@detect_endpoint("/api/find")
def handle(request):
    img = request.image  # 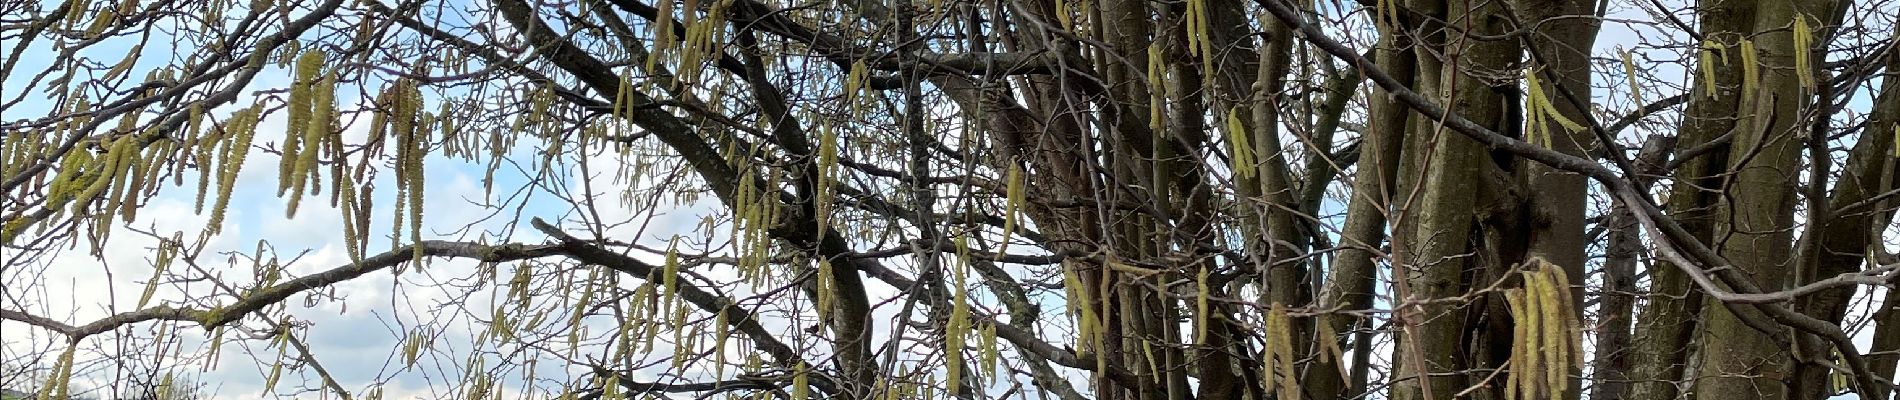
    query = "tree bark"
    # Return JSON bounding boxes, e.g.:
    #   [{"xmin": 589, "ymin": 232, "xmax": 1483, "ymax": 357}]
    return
[
  {"xmin": 1392, "ymin": 0, "xmax": 1518, "ymax": 398},
  {"xmin": 1694, "ymin": 1, "xmax": 1840, "ymax": 398},
  {"xmin": 1626, "ymin": 1, "xmax": 1755, "ymax": 398}
]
